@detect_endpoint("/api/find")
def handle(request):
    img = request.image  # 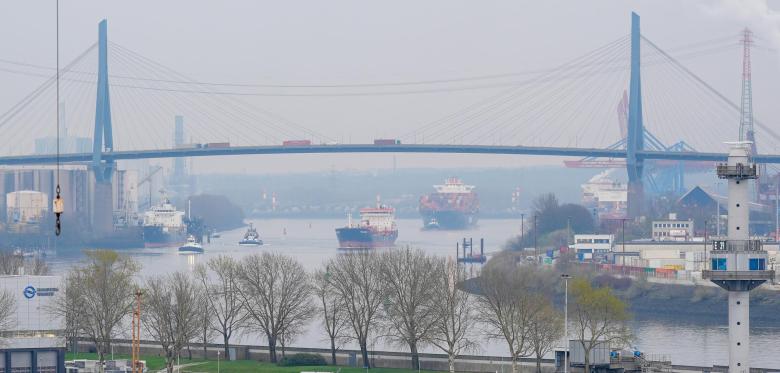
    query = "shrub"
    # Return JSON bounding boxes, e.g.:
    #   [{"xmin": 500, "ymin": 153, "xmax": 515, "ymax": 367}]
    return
[{"xmin": 278, "ymin": 353, "xmax": 327, "ymax": 366}]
